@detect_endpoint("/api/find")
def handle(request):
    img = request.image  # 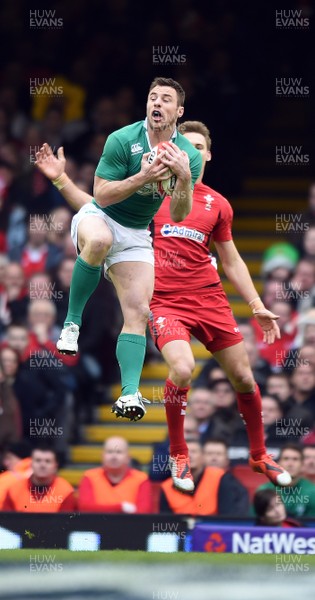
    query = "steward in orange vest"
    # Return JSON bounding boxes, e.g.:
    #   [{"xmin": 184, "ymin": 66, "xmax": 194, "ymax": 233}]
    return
[
  {"xmin": 161, "ymin": 465, "xmax": 225, "ymax": 515},
  {"xmin": 2, "ymin": 446, "xmax": 75, "ymax": 512},
  {"xmin": 78, "ymin": 436, "xmax": 152, "ymax": 513},
  {"xmin": 3, "ymin": 474, "xmax": 75, "ymax": 512}
]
